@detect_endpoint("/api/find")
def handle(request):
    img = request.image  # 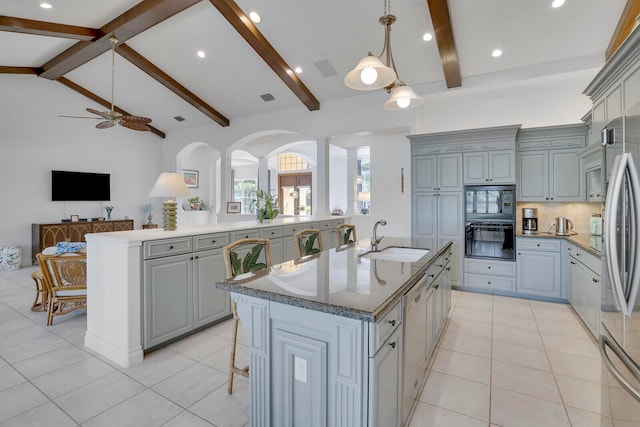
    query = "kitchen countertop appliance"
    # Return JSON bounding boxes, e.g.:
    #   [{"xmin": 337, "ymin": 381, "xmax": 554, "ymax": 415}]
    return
[
  {"xmin": 600, "ymin": 101, "xmax": 640, "ymax": 422},
  {"xmin": 522, "ymin": 208, "xmax": 538, "ymax": 235},
  {"xmin": 555, "ymin": 217, "xmax": 574, "ymax": 236}
]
